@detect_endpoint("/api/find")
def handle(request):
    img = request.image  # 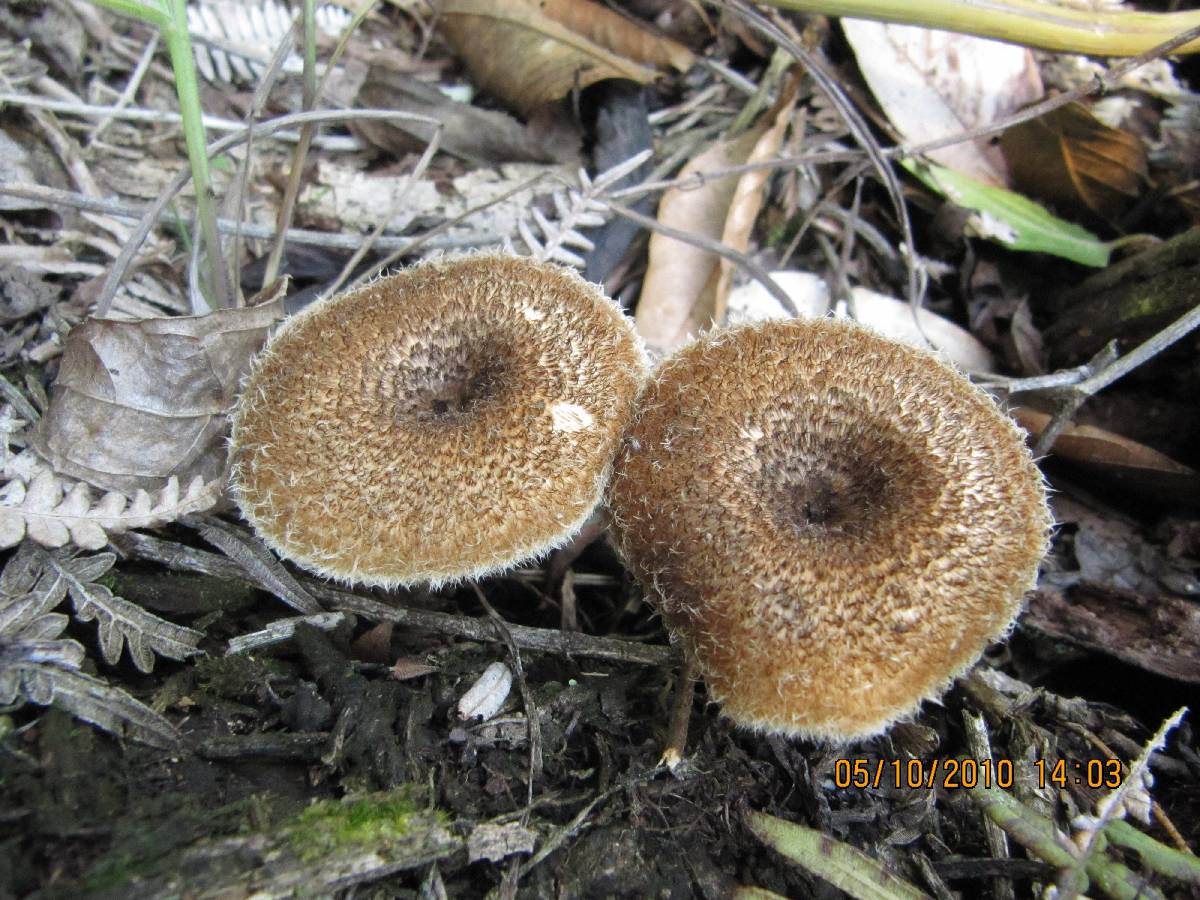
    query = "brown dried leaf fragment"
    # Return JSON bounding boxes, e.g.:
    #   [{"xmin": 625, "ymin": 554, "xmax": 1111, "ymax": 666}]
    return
[
  {"xmin": 1014, "ymin": 407, "xmax": 1200, "ymax": 505},
  {"xmin": 435, "ymin": 0, "xmax": 690, "ymax": 116},
  {"xmin": 31, "ymin": 299, "xmax": 283, "ymax": 496},
  {"xmin": 388, "ymin": 657, "xmax": 438, "ymax": 682},
  {"xmin": 1001, "ymin": 102, "xmax": 1149, "ymax": 221},
  {"xmin": 636, "ymin": 81, "xmax": 798, "ymax": 356}
]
